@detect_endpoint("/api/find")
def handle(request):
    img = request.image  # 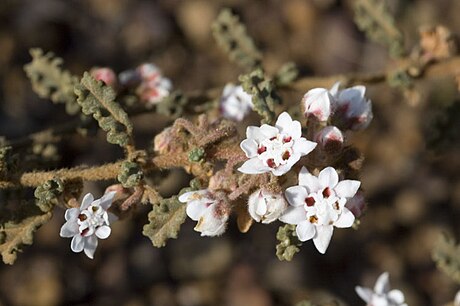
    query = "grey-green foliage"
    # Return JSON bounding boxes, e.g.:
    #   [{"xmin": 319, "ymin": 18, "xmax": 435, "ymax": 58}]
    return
[
  {"xmin": 276, "ymin": 224, "xmax": 302, "ymax": 261},
  {"xmin": 24, "ymin": 48, "xmax": 80, "ymax": 114},
  {"xmin": 143, "ymin": 194, "xmax": 187, "ymax": 247},
  {"xmin": 239, "ymin": 68, "xmax": 280, "ymax": 124},
  {"xmin": 432, "ymin": 233, "xmax": 460, "ymax": 284},
  {"xmin": 0, "ymin": 209, "xmax": 52, "ymax": 265},
  {"xmin": 353, "ymin": 0, "xmax": 404, "ymax": 58},
  {"xmin": 75, "ymin": 72, "xmax": 133, "ymax": 147},
  {"xmin": 212, "ymin": 8, "xmax": 262, "ymax": 70},
  {"xmin": 156, "ymin": 91, "xmax": 188, "ymax": 119},
  {"xmin": 274, "ymin": 62, "xmax": 299, "ymax": 87},
  {"xmin": 0, "ymin": 146, "xmax": 15, "ymax": 179},
  {"xmin": 34, "ymin": 179, "xmax": 64, "ymax": 212},
  {"xmin": 188, "ymin": 147, "xmax": 205, "ymax": 162},
  {"xmin": 117, "ymin": 161, "xmax": 143, "ymax": 188}
]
